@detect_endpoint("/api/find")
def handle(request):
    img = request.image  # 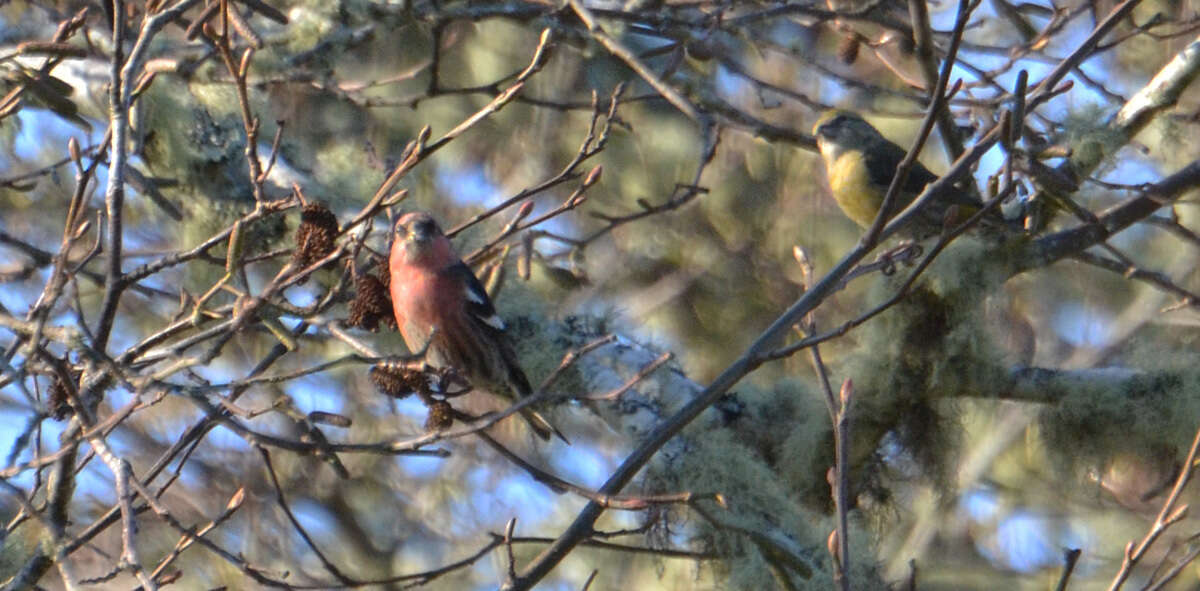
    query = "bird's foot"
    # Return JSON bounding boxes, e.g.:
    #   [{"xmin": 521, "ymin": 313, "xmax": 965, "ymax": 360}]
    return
[
  {"xmin": 433, "ymin": 366, "xmax": 473, "ymax": 397},
  {"xmin": 876, "ymin": 242, "xmax": 923, "ymax": 275}
]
